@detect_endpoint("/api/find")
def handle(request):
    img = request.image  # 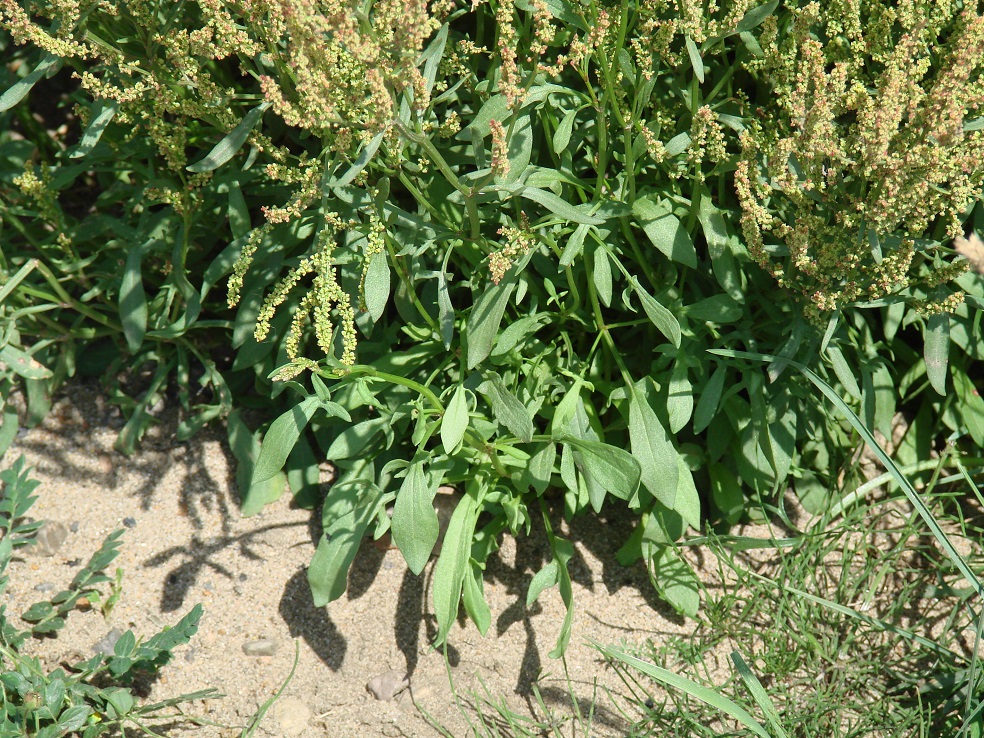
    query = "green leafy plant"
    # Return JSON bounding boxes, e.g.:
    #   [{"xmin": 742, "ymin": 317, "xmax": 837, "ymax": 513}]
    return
[
  {"xmin": 1, "ymin": 0, "xmax": 982, "ymax": 656},
  {"xmin": 0, "ymin": 456, "xmax": 218, "ymax": 737}
]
